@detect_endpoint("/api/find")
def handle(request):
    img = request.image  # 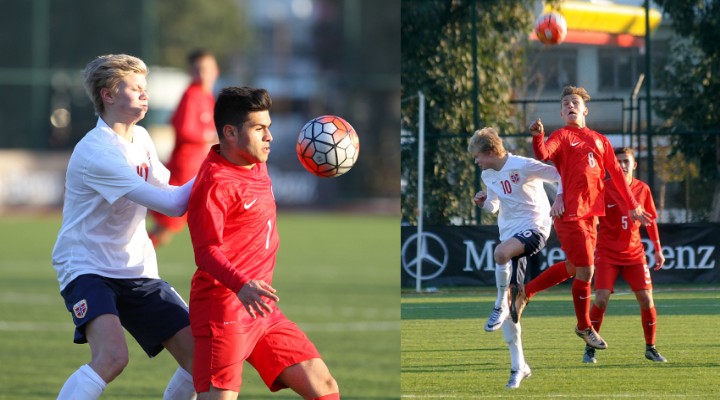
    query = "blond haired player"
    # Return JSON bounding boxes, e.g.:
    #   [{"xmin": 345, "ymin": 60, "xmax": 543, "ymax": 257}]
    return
[
  {"xmin": 53, "ymin": 54, "xmax": 196, "ymax": 399},
  {"xmin": 468, "ymin": 127, "xmax": 563, "ymax": 388}
]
